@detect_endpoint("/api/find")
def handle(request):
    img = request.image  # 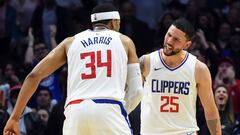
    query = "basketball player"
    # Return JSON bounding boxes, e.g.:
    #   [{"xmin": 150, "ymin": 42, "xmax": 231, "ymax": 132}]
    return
[
  {"xmin": 3, "ymin": 4, "xmax": 143, "ymax": 135},
  {"xmin": 140, "ymin": 18, "xmax": 221, "ymax": 135}
]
